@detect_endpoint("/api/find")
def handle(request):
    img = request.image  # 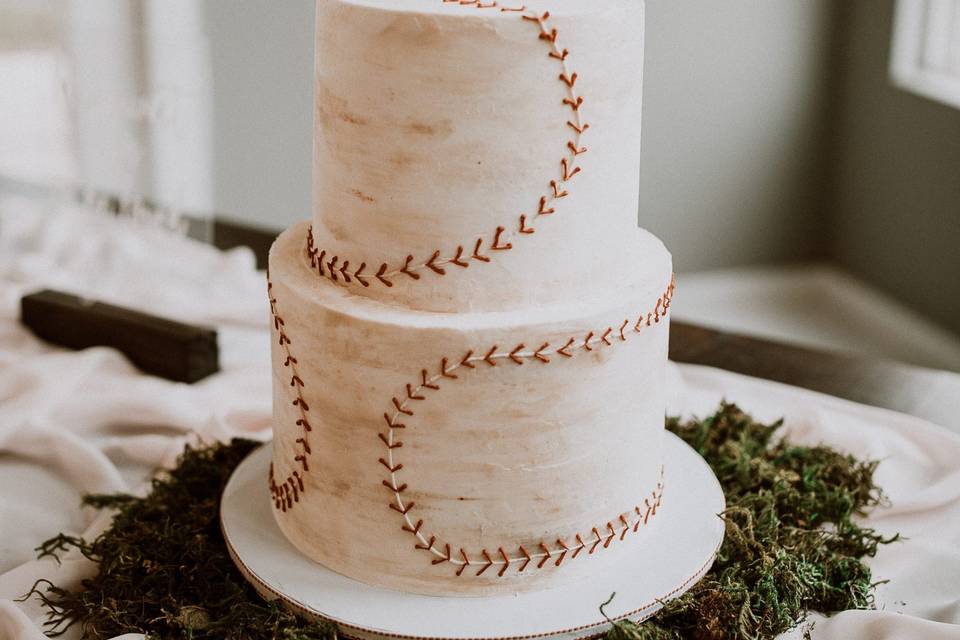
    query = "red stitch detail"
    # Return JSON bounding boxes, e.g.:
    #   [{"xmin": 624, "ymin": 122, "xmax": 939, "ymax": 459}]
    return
[
  {"xmin": 393, "ymin": 397, "xmax": 413, "ymax": 416},
  {"xmin": 451, "ymin": 246, "xmax": 470, "ymax": 268},
  {"xmin": 327, "ymin": 256, "xmax": 339, "ymax": 282},
  {"xmin": 461, "ymin": 351, "xmax": 476, "ymax": 368},
  {"xmin": 509, "ymin": 344, "xmax": 526, "ymax": 365},
  {"xmin": 416, "ymin": 535, "xmax": 435, "ymax": 551},
  {"xmin": 421, "ymin": 369, "xmax": 440, "ymax": 390},
  {"xmin": 406, "ymin": 384, "xmax": 425, "ymax": 401},
  {"xmin": 379, "ymin": 432, "xmax": 403, "ymax": 449},
  {"xmin": 498, "ymin": 547, "xmax": 511, "ymax": 577},
  {"xmin": 572, "ymin": 534, "xmax": 586, "ymax": 559},
  {"xmin": 534, "ymin": 343, "xmax": 551, "ymax": 363},
  {"xmin": 296, "ymin": 418, "xmax": 311, "ymax": 432},
  {"xmin": 383, "ymin": 480, "xmax": 408, "ymax": 493},
  {"xmin": 296, "ymin": 437, "xmax": 311, "ymax": 455},
  {"xmin": 583, "ymin": 332, "xmax": 594, "ymax": 351},
  {"xmin": 539, "ymin": 28, "xmax": 558, "ymax": 43},
  {"xmin": 291, "ymin": 375, "xmax": 304, "ymax": 388},
  {"xmin": 441, "ymin": 358, "xmax": 459, "ymax": 379},
  {"xmin": 354, "ymin": 262, "xmax": 369, "ymax": 287},
  {"xmin": 560, "ymin": 72, "xmax": 578, "ymax": 88},
  {"xmin": 317, "ymin": 251, "xmax": 326, "ymax": 276},
  {"xmin": 519, "ymin": 214, "xmax": 535, "ymax": 234},
  {"xmin": 457, "ymin": 549, "xmax": 469, "ymax": 577},
  {"xmin": 403, "ymin": 519, "xmax": 424, "ymax": 535},
  {"xmin": 483, "ymin": 346, "xmax": 499, "ymax": 366},
  {"xmin": 384, "ymin": 412, "xmax": 406, "ymax": 430},
  {"xmin": 601, "ymin": 328, "xmax": 613, "ymax": 346},
  {"xmin": 432, "ymin": 544, "xmax": 452, "ymax": 565},
  {"xmin": 477, "ymin": 549, "xmax": 494, "ymax": 576},
  {"xmin": 555, "ymin": 538, "xmax": 569, "ymax": 566},
  {"xmin": 538, "ymin": 196, "xmax": 555, "ymax": 216},
  {"xmin": 558, "ymin": 338, "xmax": 576, "ymax": 357},
  {"xmin": 295, "ymin": 455, "xmax": 309, "ymax": 472},
  {"xmin": 589, "ymin": 528, "xmax": 603, "ymax": 554},
  {"xmin": 561, "ymin": 157, "xmax": 581, "ymax": 181},
  {"xmin": 472, "ymin": 238, "xmax": 491, "ymax": 262},
  {"xmin": 401, "ymin": 255, "xmax": 421, "ymax": 280},
  {"xmin": 492, "ymin": 226, "xmax": 513, "ymax": 250},
  {"xmin": 619, "ymin": 320, "xmax": 629, "ymax": 341},
  {"xmin": 293, "ymin": 397, "xmax": 309, "ymax": 411},
  {"xmin": 549, "ymin": 48, "xmax": 569, "ymax": 61},
  {"xmin": 426, "ymin": 251, "xmax": 446, "ymax": 275},
  {"xmin": 537, "ymin": 542, "xmax": 552, "ymax": 569},
  {"xmin": 376, "ymin": 263, "xmax": 393, "ymax": 287},
  {"xmin": 341, "ymin": 260, "xmax": 354, "ymax": 283},
  {"xmin": 566, "ymin": 121, "xmax": 590, "ymax": 135},
  {"xmin": 390, "ymin": 501, "xmax": 415, "ymax": 516},
  {"xmin": 567, "ymin": 140, "xmax": 588, "ymax": 155},
  {"xmin": 604, "ymin": 522, "xmax": 617, "ymax": 548},
  {"xmin": 550, "ymin": 180, "xmax": 569, "ymax": 199},
  {"xmin": 518, "ymin": 546, "xmax": 532, "ymax": 572},
  {"xmin": 379, "ymin": 458, "xmax": 403, "ymax": 473},
  {"xmin": 563, "ymin": 96, "xmax": 584, "ymax": 111},
  {"xmin": 620, "ymin": 515, "xmax": 630, "ymax": 540}
]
